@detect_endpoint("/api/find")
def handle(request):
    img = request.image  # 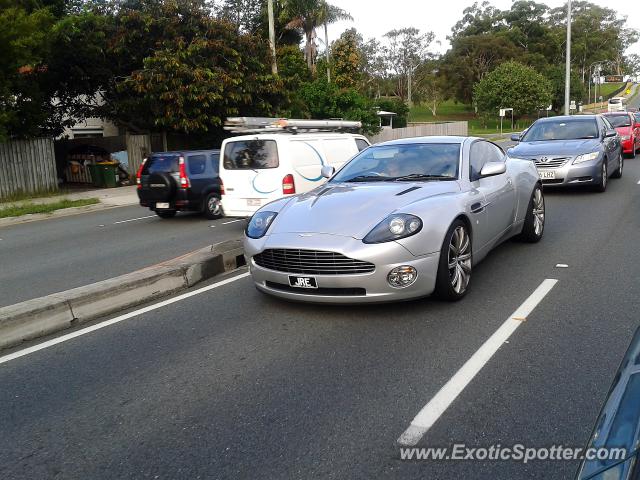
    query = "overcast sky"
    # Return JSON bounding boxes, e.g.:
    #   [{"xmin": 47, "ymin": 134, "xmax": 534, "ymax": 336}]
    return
[{"xmin": 326, "ymin": 0, "xmax": 640, "ymax": 55}]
